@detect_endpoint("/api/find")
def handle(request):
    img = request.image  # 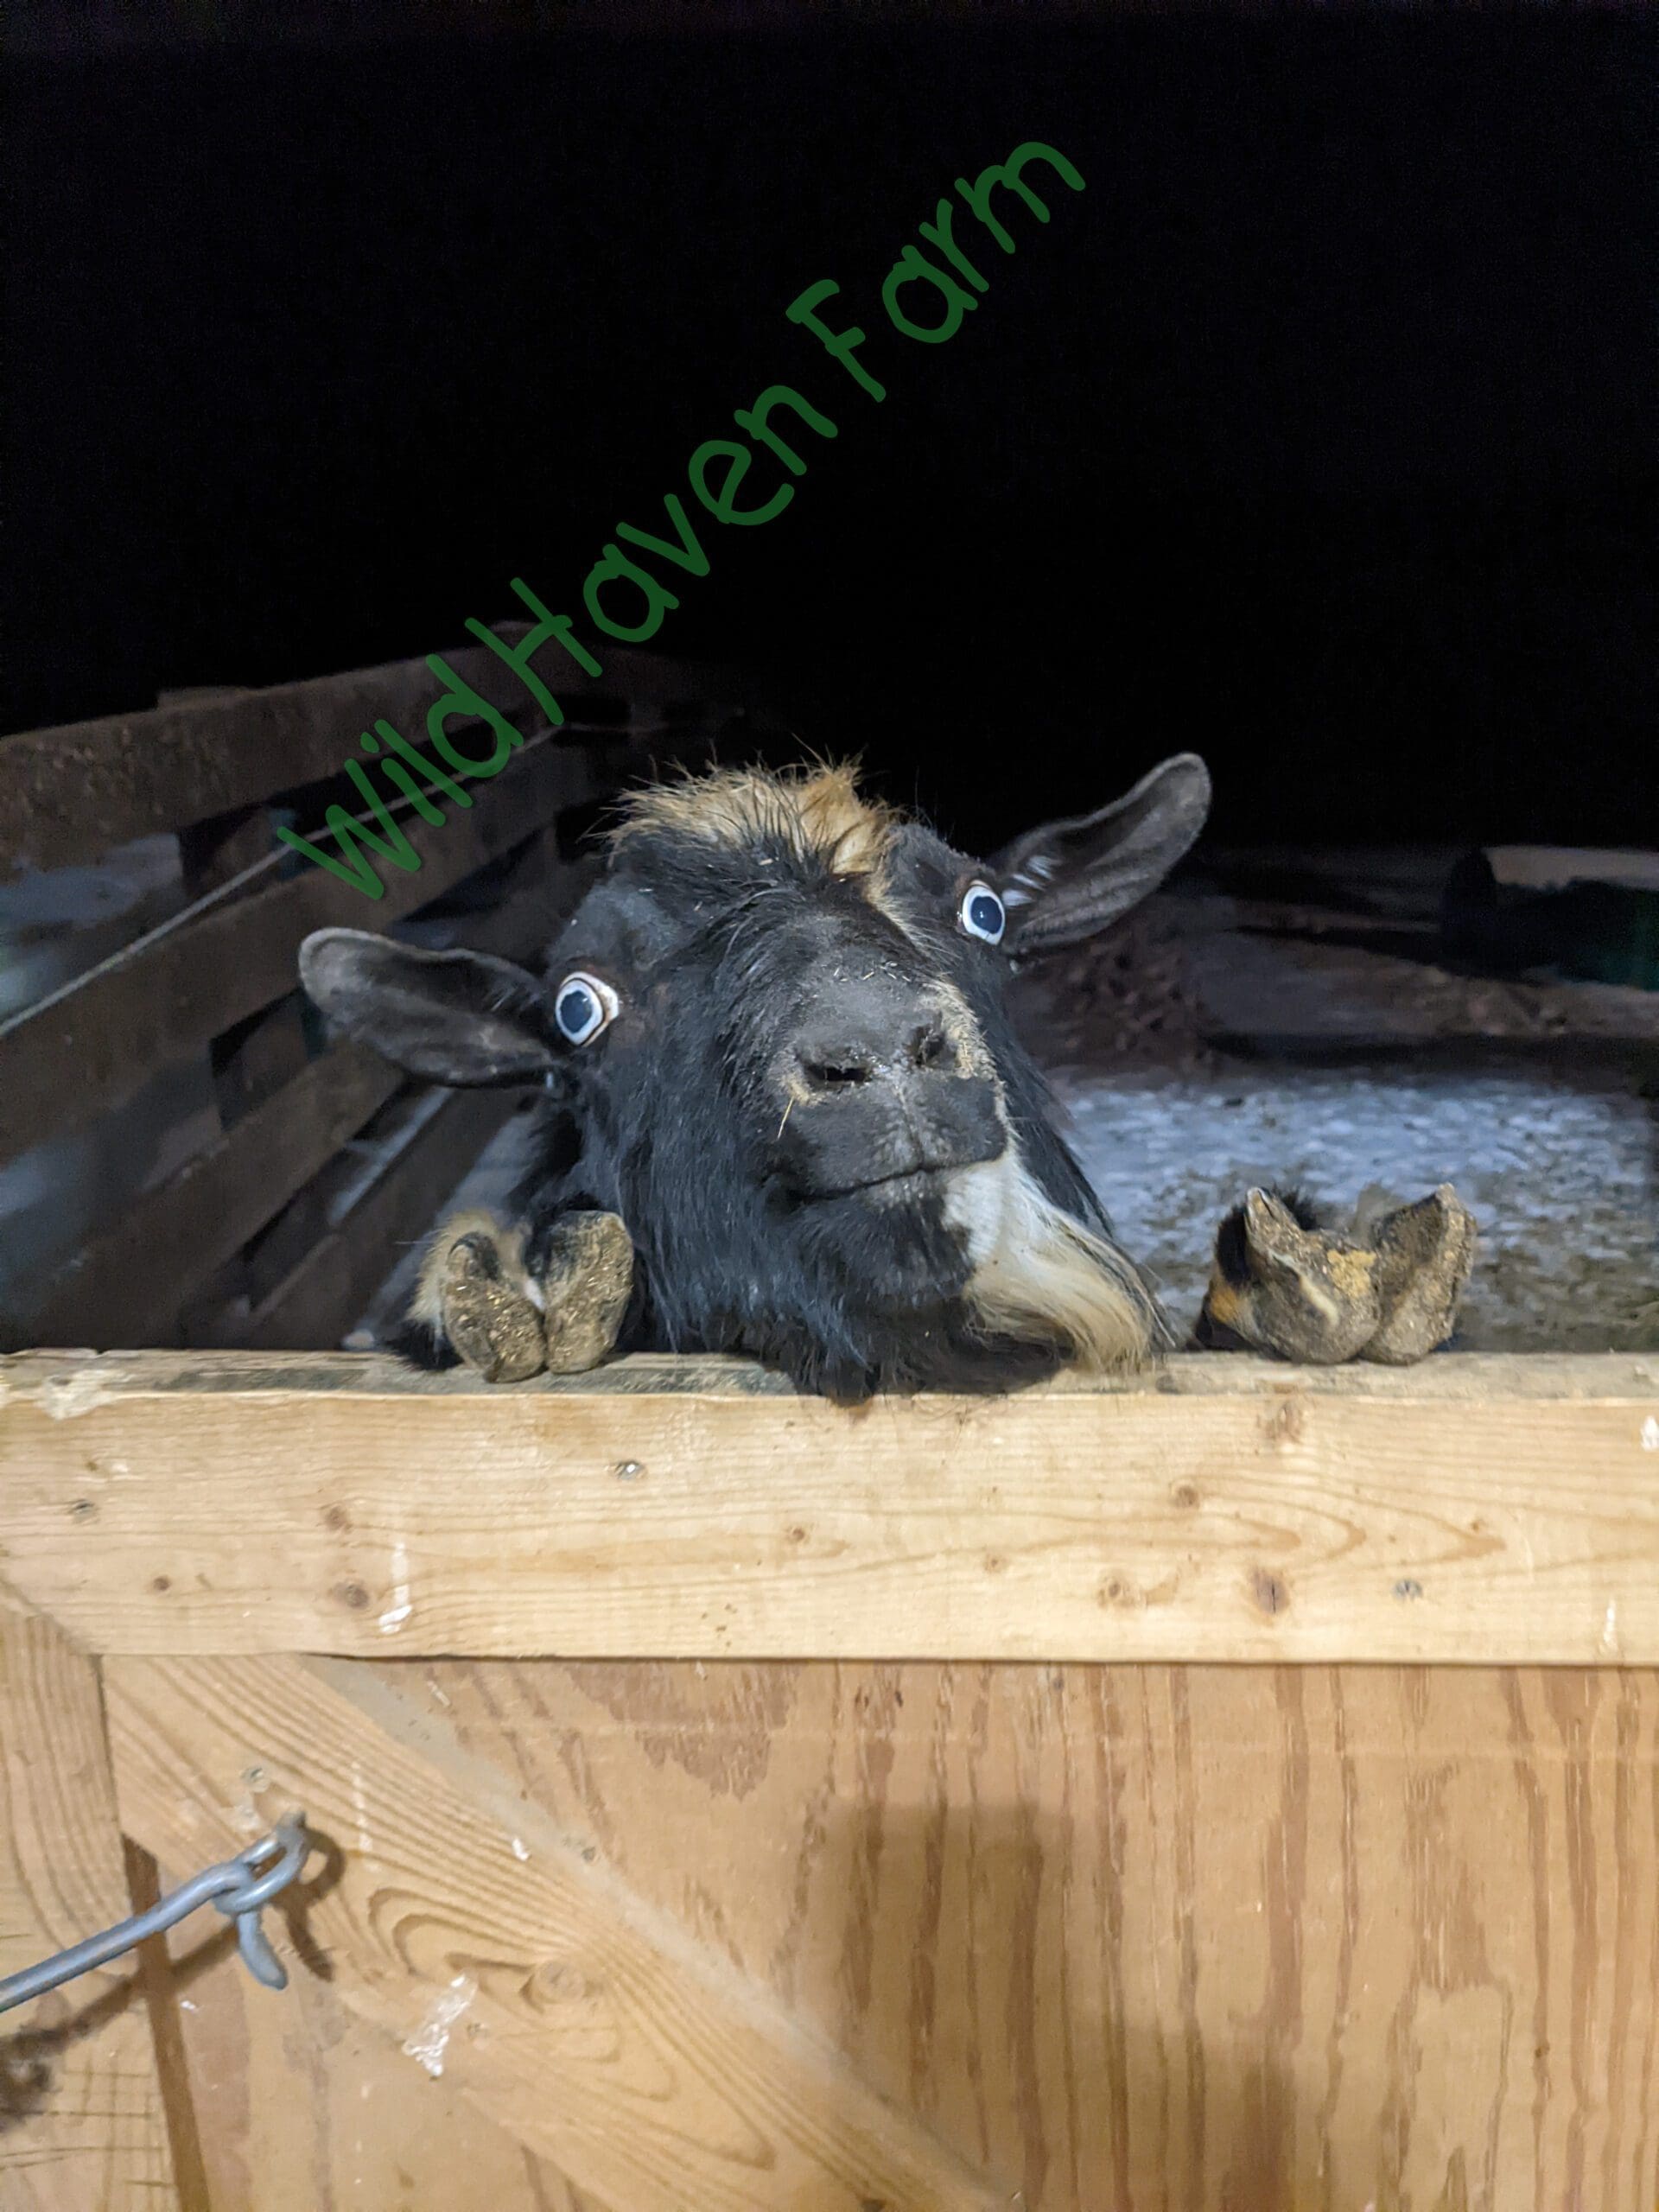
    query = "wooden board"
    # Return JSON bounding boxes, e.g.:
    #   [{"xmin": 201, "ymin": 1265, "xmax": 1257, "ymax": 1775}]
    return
[
  {"xmin": 3, "ymin": 1351, "xmax": 1657, "ymax": 1664},
  {"xmin": 237, "ymin": 1087, "xmax": 520, "ymax": 1353},
  {"xmin": 19, "ymin": 1043, "xmax": 404, "ymax": 1350},
  {"xmin": 0, "ymin": 636, "xmax": 766, "ymax": 879},
  {"xmin": 0, "ymin": 1604, "xmax": 177, "ymax": 2209},
  {"xmin": 107, "ymin": 1654, "xmax": 1008, "ymax": 2212},
  {"xmin": 137, "ymin": 1849, "xmax": 589, "ymax": 2212},
  {"xmin": 103, "ymin": 1651, "xmax": 1659, "ymax": 2212},
  {"xmin": 0, "ymin": 740, "xmax": 600, "ymax": 1170}
]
